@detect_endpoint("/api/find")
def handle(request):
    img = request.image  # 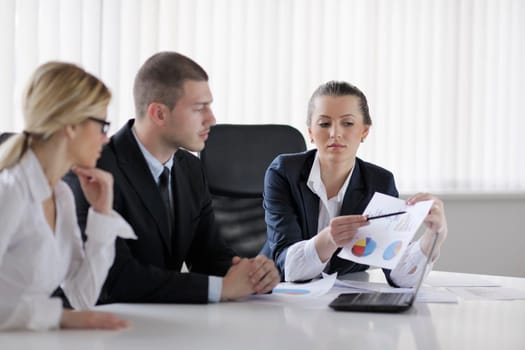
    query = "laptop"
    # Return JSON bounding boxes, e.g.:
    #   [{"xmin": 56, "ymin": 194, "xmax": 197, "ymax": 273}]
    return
[{"xmin": 329, "ymin": 232, "xmax": 439, "ymax": 313}]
